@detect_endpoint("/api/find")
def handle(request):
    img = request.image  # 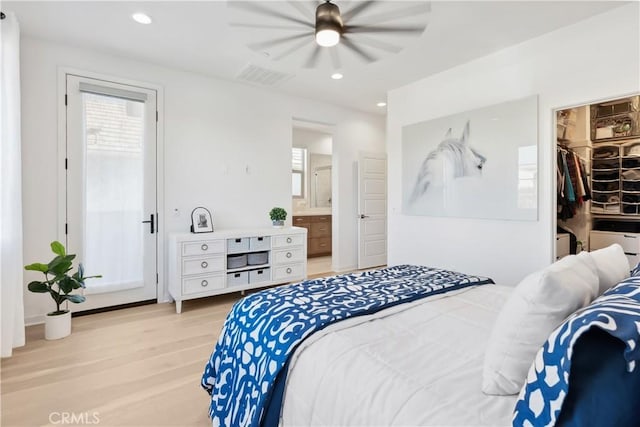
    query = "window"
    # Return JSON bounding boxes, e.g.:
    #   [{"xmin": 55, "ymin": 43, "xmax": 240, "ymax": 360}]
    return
[{"xmin": 292, "ymin": 147, "xmax": 306, "ymax": 198}]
